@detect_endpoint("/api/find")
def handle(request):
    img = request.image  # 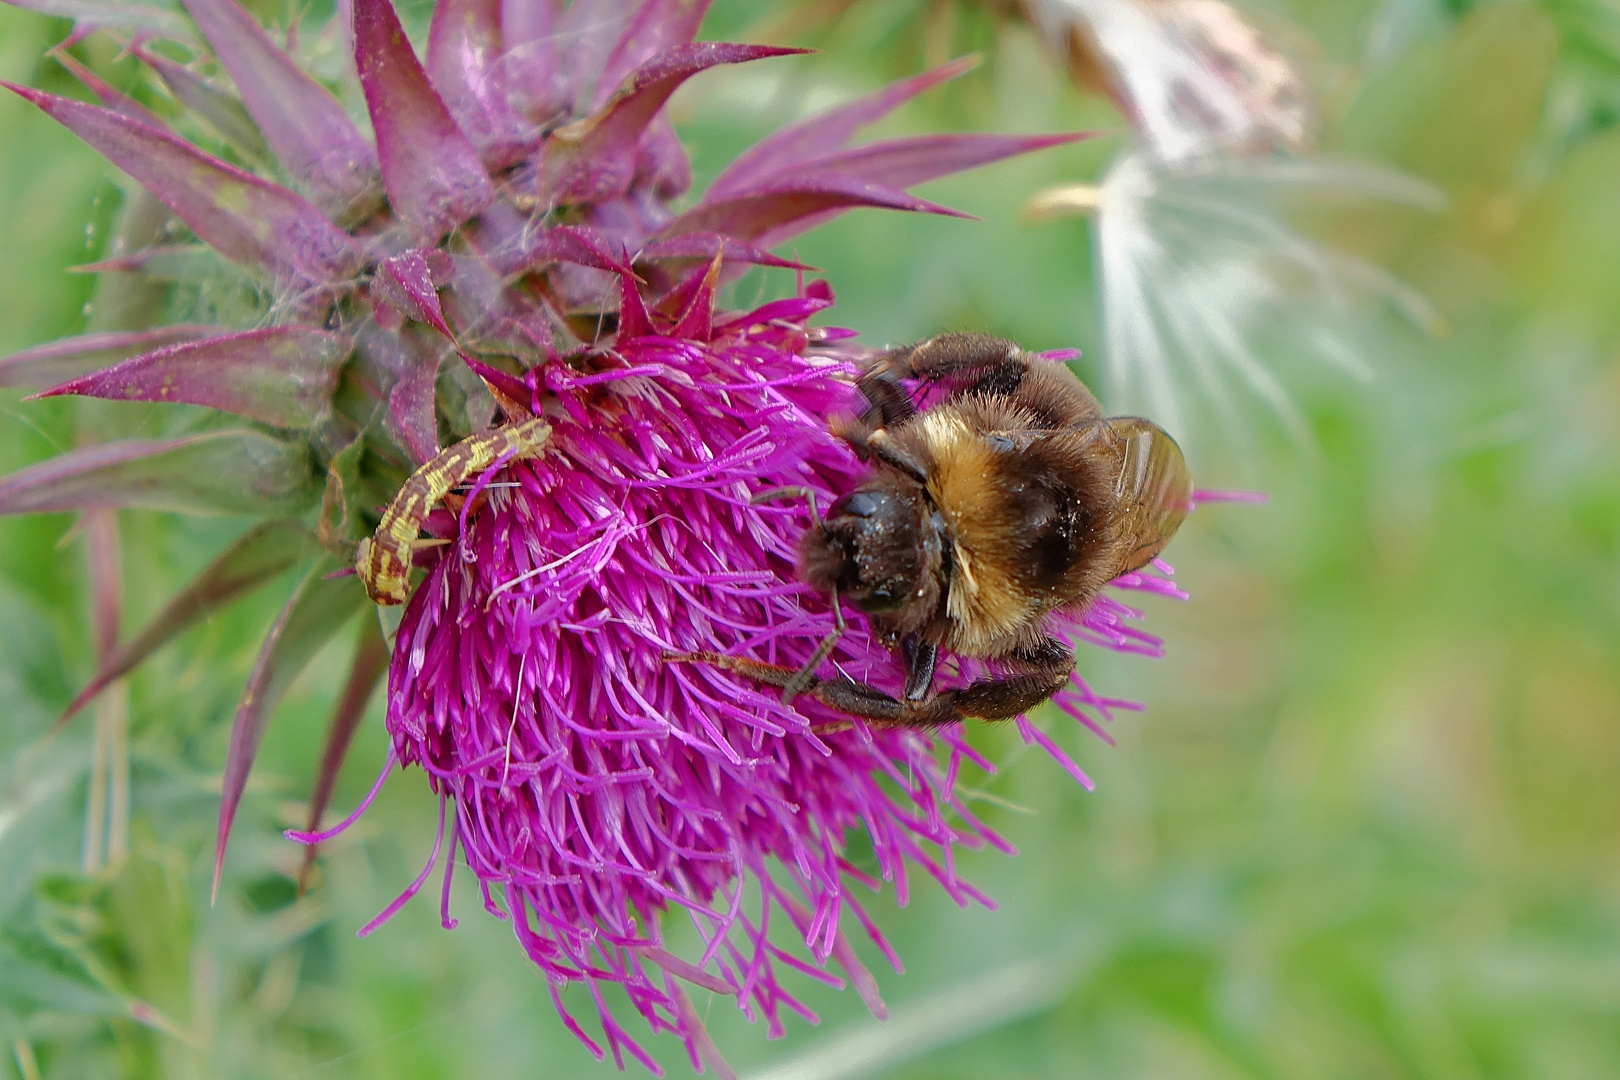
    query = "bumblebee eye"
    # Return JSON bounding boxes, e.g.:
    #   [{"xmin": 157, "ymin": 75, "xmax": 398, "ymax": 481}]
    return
[
  {"xmin": 863, "ymin": 585, "xmax": 901, "ymax": 612},
  {"xmin": 830, "ymin": 492, "xmax": 880, "ymax": 518}
]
